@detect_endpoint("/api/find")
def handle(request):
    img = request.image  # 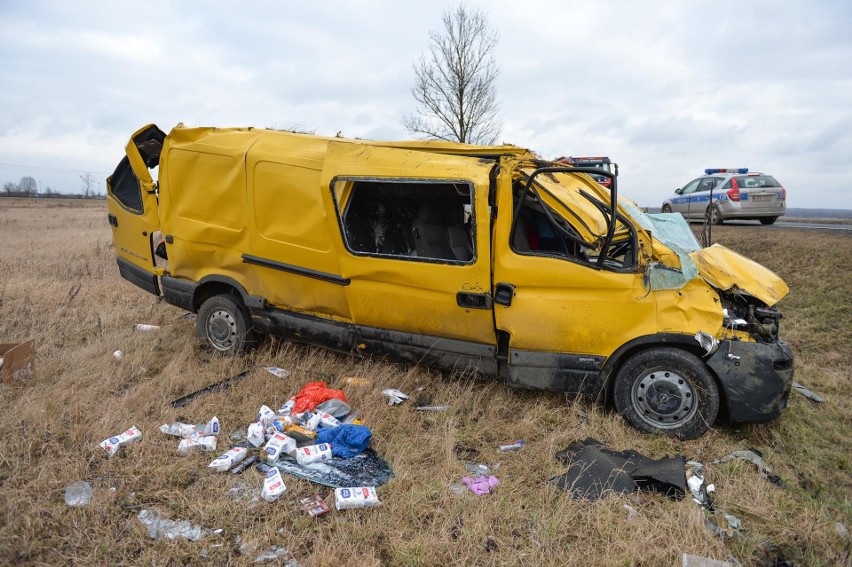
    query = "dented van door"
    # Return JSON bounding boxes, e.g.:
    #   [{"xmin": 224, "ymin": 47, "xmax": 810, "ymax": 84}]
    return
[
  {"xmin": 106, "ymin": 124, "xmax": 165, "ymax": 295},
  {"xmin": 322, "ymin": 141, "xmax": 498, "ymax": 373}
]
